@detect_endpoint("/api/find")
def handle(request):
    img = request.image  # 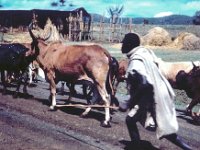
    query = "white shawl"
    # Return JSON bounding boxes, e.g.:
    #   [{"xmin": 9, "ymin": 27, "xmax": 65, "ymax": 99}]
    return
[{"xmin": 126, "ymin": 46, "xmax": 178, "ymax": 139}]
